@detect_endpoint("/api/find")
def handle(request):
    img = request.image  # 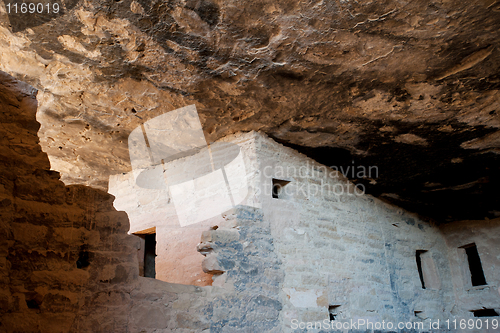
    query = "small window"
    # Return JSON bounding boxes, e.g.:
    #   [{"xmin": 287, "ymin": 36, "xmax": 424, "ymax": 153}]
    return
[
  {"xmin": 26, "ymin": 299, "xmax": 40, "ymax": 309},
  {"xmin": 76, "ymin": 244, "xmax": 90, "ymax": 269},
  {"xmin": 460, "ymin": 243, "xmax": 487, "ymax": 286},
  {"xmin": 416, "ymin": 250, "xmax": 427, "ymax": 289},
  {"xmin": 472, "ymin": 309, "xmax": 499, "ymax": 317},
  {"xmin": 414, "ymin": 310, "xmax": 426, "ymax": 320},
  {"xmin": 328, "ymin": 305, "xmax": 340, "ymax": 321},
  {"xmin": 272, "ymin": 179, "xmax": 290, "ymax": 199}
]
